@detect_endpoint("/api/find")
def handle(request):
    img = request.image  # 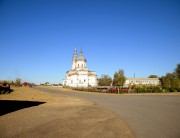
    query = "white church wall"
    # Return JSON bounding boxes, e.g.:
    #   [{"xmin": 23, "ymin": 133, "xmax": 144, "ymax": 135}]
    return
[
  {"xmin": 88, "ymin": 76, "xmax": 97, "ymax": 87},
  {"xmin": 76, "ymin": 60, "xmax": 86, "ymax": 68},
  {"xmin": 77, "ymin": 74, "xmax": 89, "ymax": 87}
]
